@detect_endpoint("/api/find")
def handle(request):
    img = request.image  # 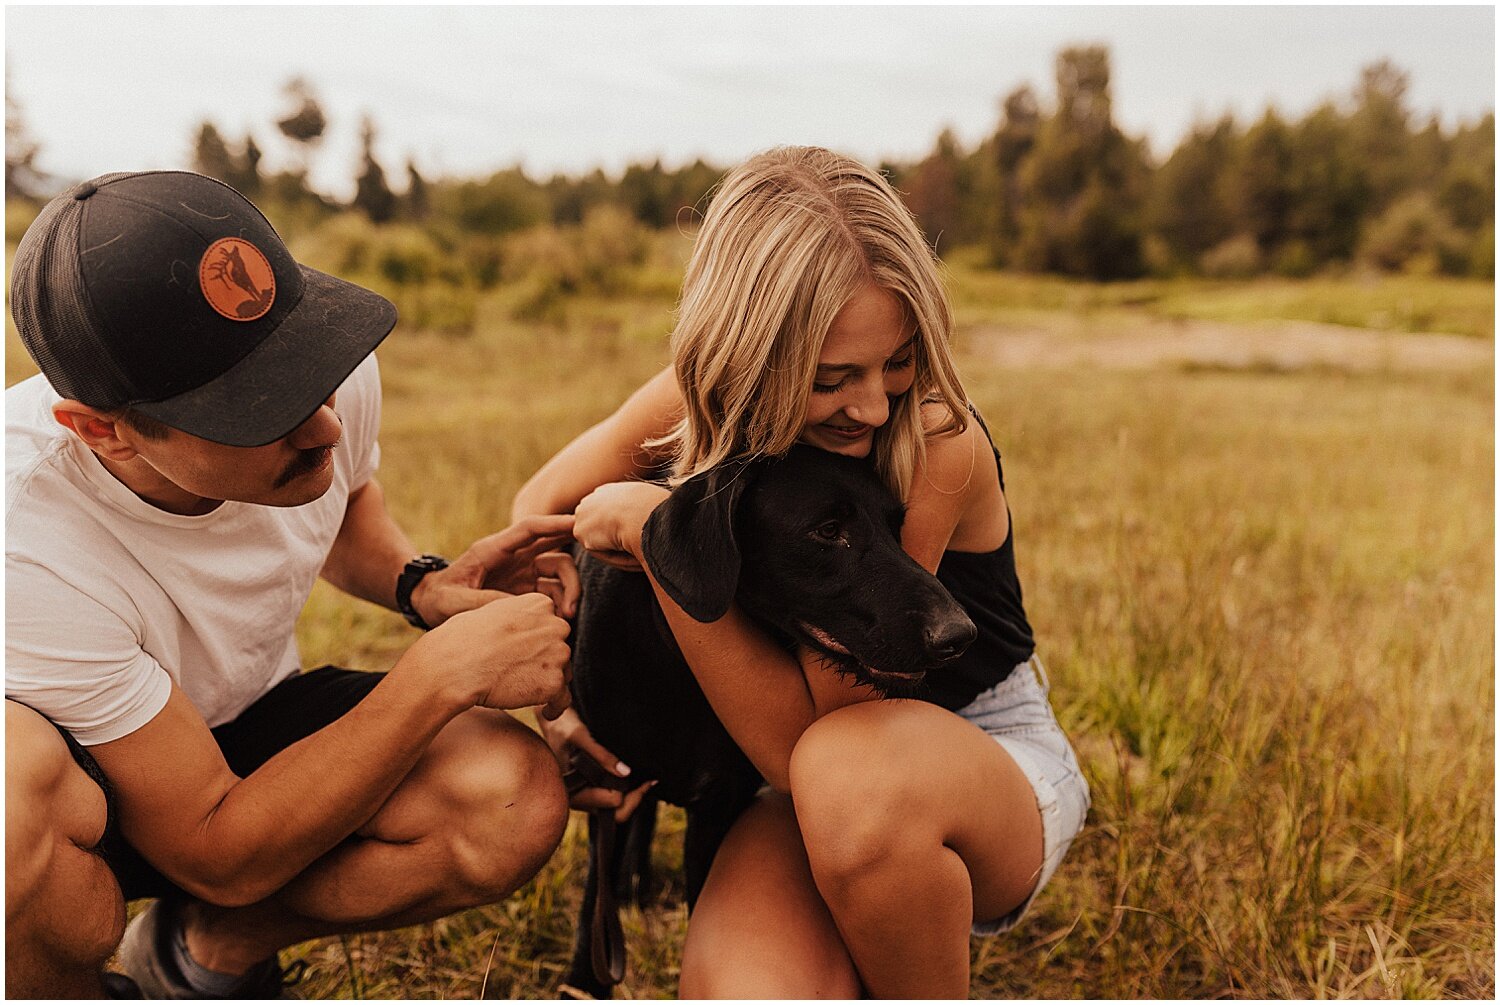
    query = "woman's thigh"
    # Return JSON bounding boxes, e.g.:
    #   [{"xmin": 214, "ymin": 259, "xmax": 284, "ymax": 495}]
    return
[{"xmin": 679, "ymin": 791, "xmax": 861, "ymax": 1000}]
